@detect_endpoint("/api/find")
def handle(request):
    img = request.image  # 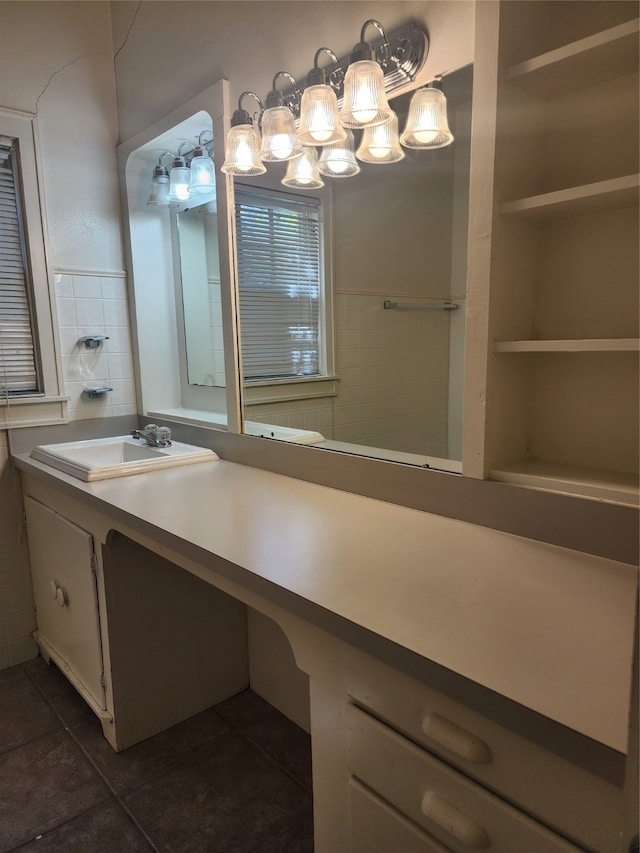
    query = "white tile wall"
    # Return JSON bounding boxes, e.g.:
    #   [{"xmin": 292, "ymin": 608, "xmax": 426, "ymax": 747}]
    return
[
  {"xmin": 54, "ymin": 272, "xmax": 138, "ymax": 420},
  {"xmin": 246, "ymin": 292, "xmax": 451, "ymax": 458}
]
